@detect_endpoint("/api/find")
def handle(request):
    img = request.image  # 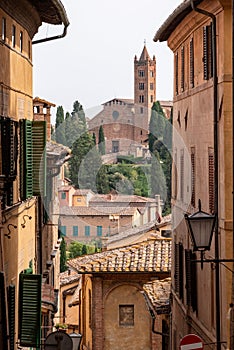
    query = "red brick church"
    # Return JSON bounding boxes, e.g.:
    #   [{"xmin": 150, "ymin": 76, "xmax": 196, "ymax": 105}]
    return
[{"xmin": 88, "ymin": 45, "xmax": 172, "ymax": 155}]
